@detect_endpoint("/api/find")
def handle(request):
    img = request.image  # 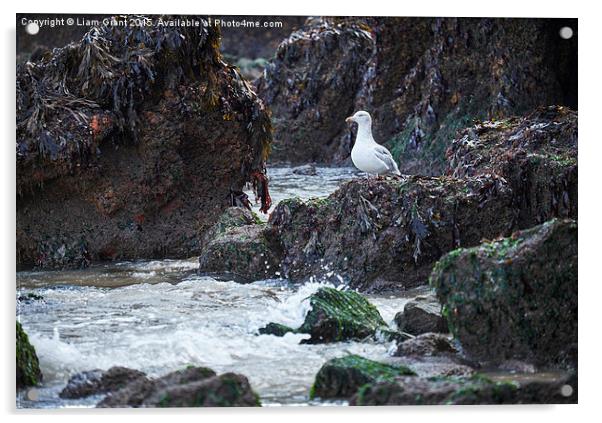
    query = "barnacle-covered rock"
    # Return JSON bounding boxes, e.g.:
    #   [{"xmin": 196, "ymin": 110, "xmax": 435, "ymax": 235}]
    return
[
  {"xmin": 16, "ymin": 16, "xmax": 272, "ymax": 269},
  {"xmin": 351, "ymin": 372, "xmax": 577, "ymax": 405},
  {"xmin": 310, "ymin": 355, "xmax": 415, "ymax": 400},
  {"xmin": 431, "ymin": 219, "xmax": 577, "ymax": 369},
  {"xmin": 270, "ymin": 175, "xmax": 517, "ymax": 291},
  {"xmin": 256, "ymin": 18, "xmax": 375, "ymax": 163},
  {"xmin": 446, "ymin": 106, "xmax": 577, "ymax": 226}
]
